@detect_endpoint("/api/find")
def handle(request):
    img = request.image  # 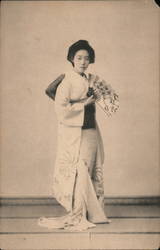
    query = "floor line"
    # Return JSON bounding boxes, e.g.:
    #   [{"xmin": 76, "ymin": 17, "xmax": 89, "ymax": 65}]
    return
[
  {"xmin": 1, "ymin": 216, "xmax": 160, "ymax": 219},
  {"xmin": 1, "ymin": 231, "xmax": 160, "ymax": 235}
]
